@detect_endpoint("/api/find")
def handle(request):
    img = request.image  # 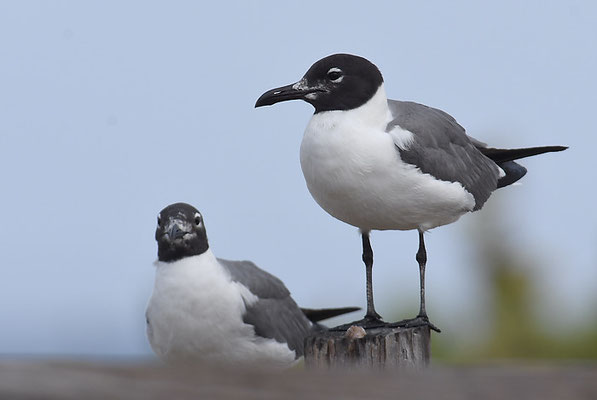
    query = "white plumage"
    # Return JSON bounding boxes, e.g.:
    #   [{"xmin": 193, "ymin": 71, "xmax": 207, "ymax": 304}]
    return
[
  {"xmin": 146, "ymin": 249, "xmax": 297, "ymax": 366},
  {"xmin": 300, "ymin": 85, "xmax": 474, "ymax": 232}
]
